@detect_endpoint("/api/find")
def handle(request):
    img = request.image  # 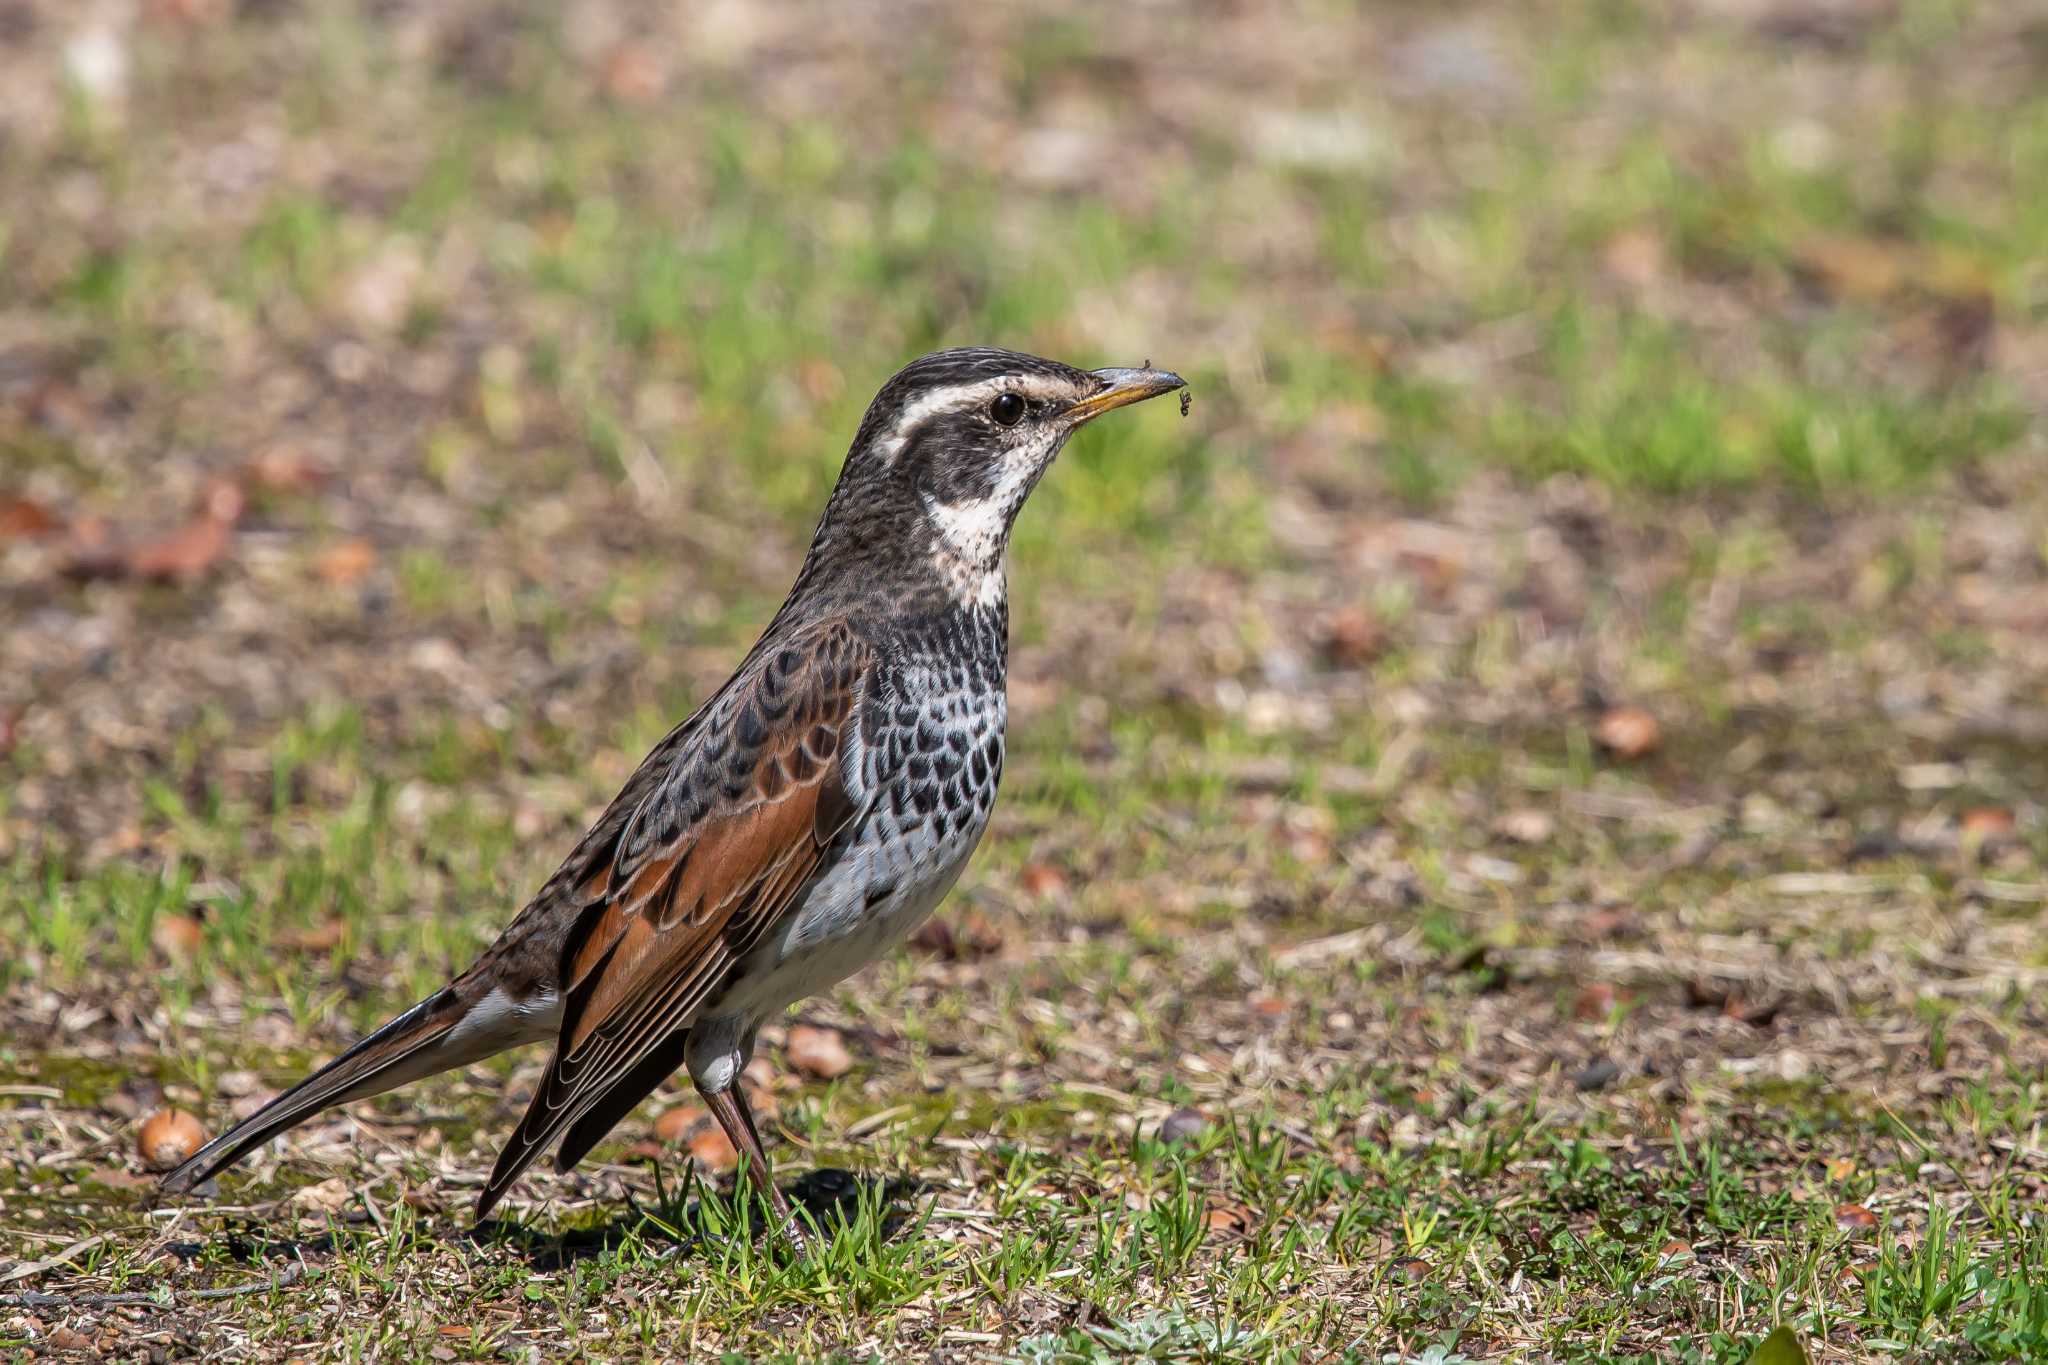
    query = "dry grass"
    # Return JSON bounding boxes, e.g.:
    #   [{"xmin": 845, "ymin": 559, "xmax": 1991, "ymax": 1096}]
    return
[{"xmin": 4, "ymin": 2, "xmax": 2048, "ymax": 1361}]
